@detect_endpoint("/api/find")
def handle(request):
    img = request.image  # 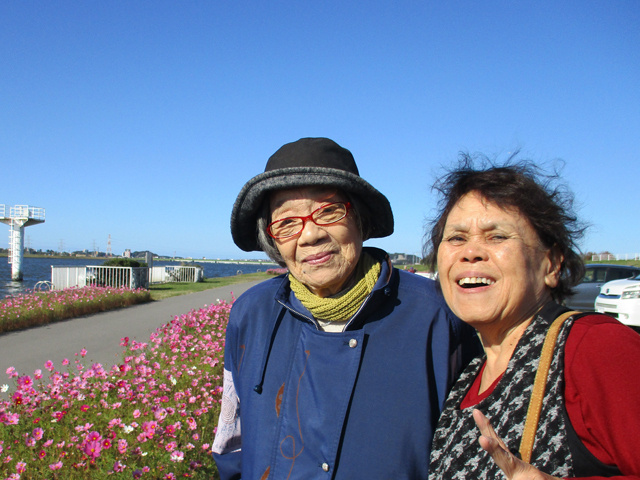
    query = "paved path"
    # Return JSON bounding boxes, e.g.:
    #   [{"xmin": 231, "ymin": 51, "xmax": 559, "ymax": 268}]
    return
[{"xmin": 0, "ymin": 280, "xmax": 263, "ymax": 383}]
